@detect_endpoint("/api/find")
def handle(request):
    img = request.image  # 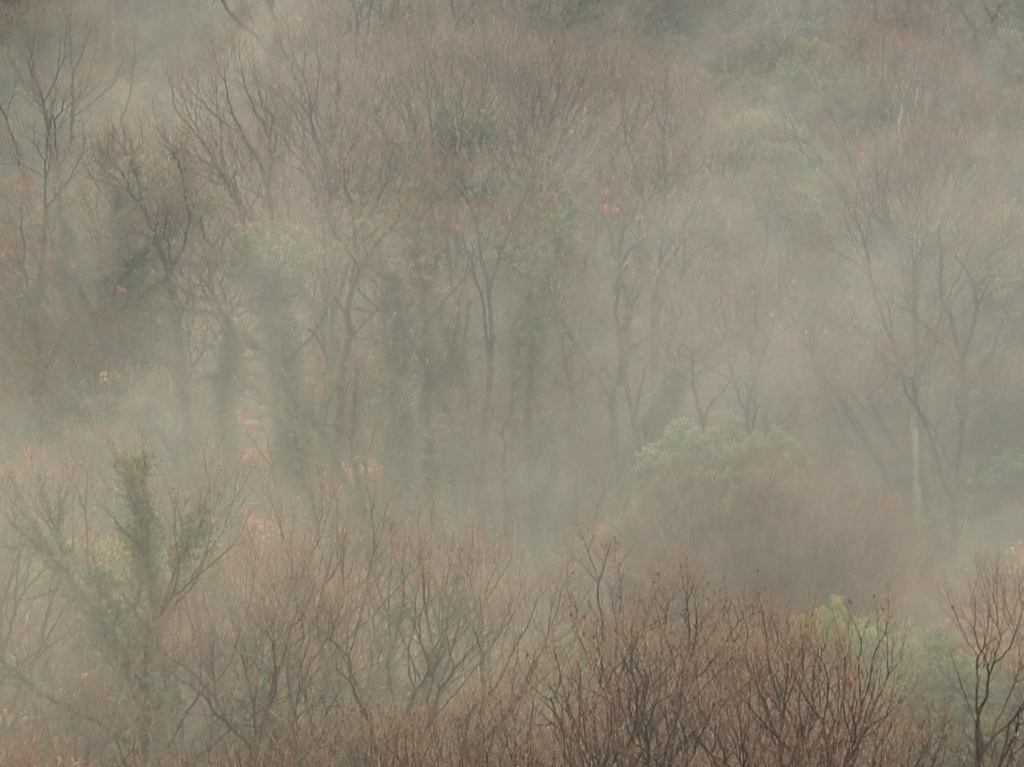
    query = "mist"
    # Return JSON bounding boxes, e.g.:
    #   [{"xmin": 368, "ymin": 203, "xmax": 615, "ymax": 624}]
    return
[{"xmin": 0, "ymin": 0, "xmax": 1022, "ymax": 763}]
